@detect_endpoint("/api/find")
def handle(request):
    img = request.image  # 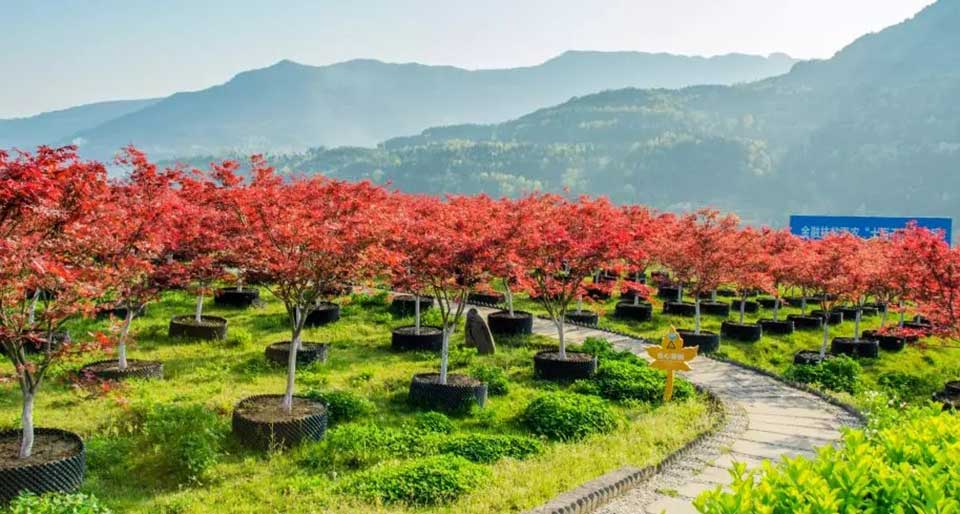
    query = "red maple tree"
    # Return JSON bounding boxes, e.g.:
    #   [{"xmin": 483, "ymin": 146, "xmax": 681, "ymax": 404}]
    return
[
  {"xmin": 807, "ymin": 233, "xmax": 861, "ymax": 358},
  {"xmin": 725, "ymin": 227, "xmax": 773, "ymax": 324},
  {"xmin": 618, "ymin": 205, "xmax": 657, "ymax": 305},
  {"xmin": 232, "ymin": 160, "xmax": 392, "ymax": 412},
  {"xmin": 516, "ymin": 194, "xmax": 626, "ymax": 358},
  {"xmin": 899, "ymin": 225, "xmax": 960, "ymax": 342},
  {"xmin": 0, "ymin": 146, "xmax": 110, "ymax": 458},
  {"xmin": 759, "ymin": 228, "xmax": 801, "ymax": 321}
]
